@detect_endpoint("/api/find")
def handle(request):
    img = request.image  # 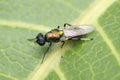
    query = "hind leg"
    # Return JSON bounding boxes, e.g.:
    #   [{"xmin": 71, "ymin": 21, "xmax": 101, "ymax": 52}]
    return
[
  {"xmin": 71, "ymin": 37, "xmax": 93, "ymax": 40},
  {"xmin": 64, "ymin": 23, "xmax": 72, "ymax": 29},
  {"xmin": 61, "ymin": 41, "xmax": 65, "ymax": 48}
]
